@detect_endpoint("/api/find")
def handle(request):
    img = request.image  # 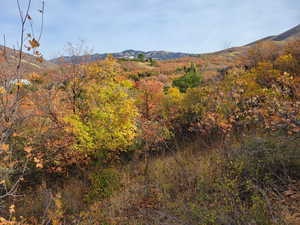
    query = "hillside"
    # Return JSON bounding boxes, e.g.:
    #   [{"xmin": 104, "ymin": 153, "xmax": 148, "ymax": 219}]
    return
[
  {"xmin": 246, "ymin": 24, "xmax": 300, "ymax": 46},
  {"xmin": 2, "ymin": 37, "xmax": 300, "ymax": 225},
  {"xmin": 272, "ymin": 24, "xmax": 300, "ymax": 41},
  {"xmin": 50, "ymin": 24, "xmax": 300, "ymax": 66},
  {"xmin": 47, "ymin": 24, "xmax": 300, "ymax": 83},
  {"xmin": 2, "ymin": 11, "xmax": 300, "ymax": 224},
  {"xmin": 0, "ymin": 45, "xmax": 58, "ymax": 74}
]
